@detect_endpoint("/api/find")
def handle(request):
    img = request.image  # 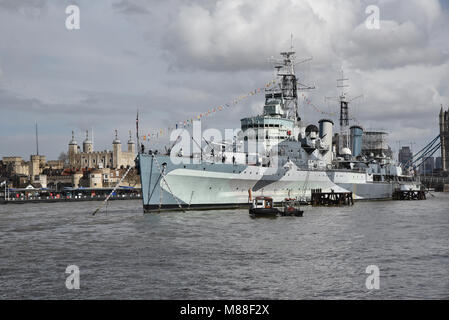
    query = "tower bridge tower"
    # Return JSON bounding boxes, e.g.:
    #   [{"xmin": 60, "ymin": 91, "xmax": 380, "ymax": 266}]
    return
[{"xmin": 440, "ymin": 105, "xmax": 449, "ymax": 172}]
